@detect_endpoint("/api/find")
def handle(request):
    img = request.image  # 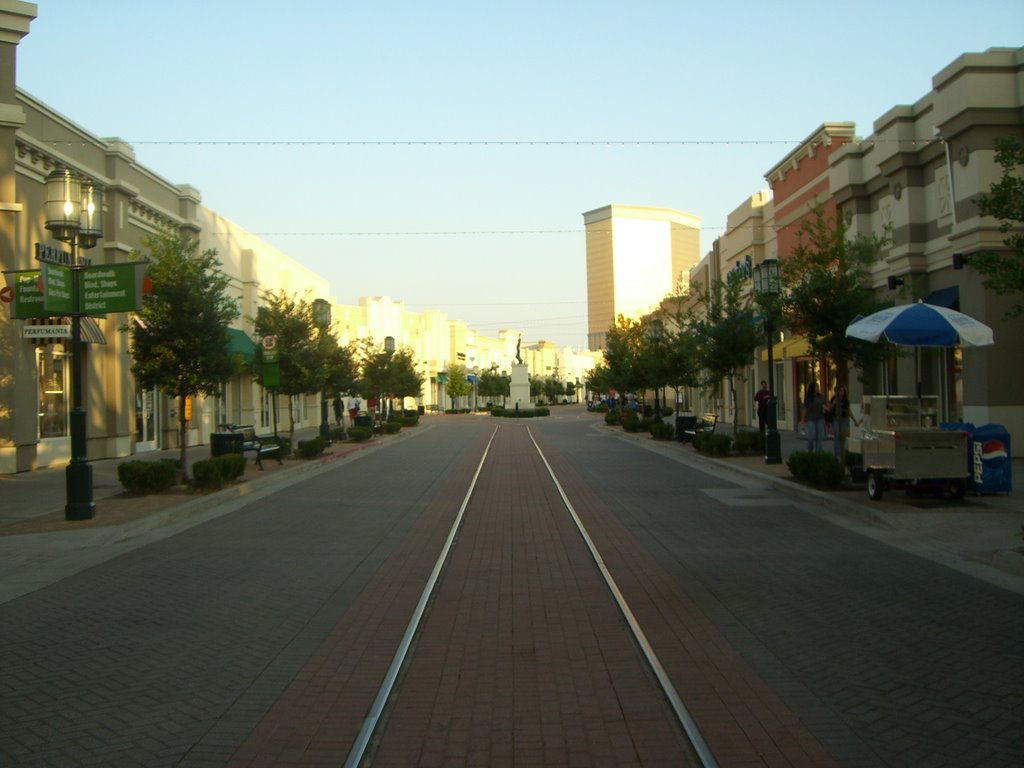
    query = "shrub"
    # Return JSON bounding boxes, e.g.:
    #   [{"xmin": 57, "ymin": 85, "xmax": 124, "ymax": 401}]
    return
[
  {"xmin": 733, "ymin": 430, "xmax": 765, "ymax": 455},
  {"xmin": 297, "ymin": 437, "xmax": 325, "ymax": 458},
  {"xmin": 383, "ymin": 421, "xmax": 402, "ymax": 434},
  {"xmin": 604, "ymin": 411, "xmax": 619, "ymax": 426},
  {"xmin": 348, "ymin": 426, "xmax": 374, "ymax": 442},
  {"xmin": 330, "ymin": 427, "xmax": 347, "ymax": 441},
  {"xmin": 788, "ymin": 450, "xmax": 845, "ymax": 489},
  {"xmin": 694, "ymin": 431, "xmax": 732, "ymax": 456},
  {"xmin": 622, "ymin": 413, "xmax": 643, "ymax": 432},
  {"xmin": 191, "ymin": 458, "xmax": 224, "ymax": 490},
  {"xmin": 490, "ymin": 407, "xmax": 549, "ymax": 418},
  {"xmin": 648, "ymin": 421, "xmax": 674, "ymax": 440},
  {"xmin": 214, "ymin": 453, "xmax": 246, "ymax": 480},
  {"xmin": 117, "ymin": 459, "xmax": 178, "ymax": 495},
  {"xmin": 401, "ymin": 415, "xmax": 419, "ymax": 427}
]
